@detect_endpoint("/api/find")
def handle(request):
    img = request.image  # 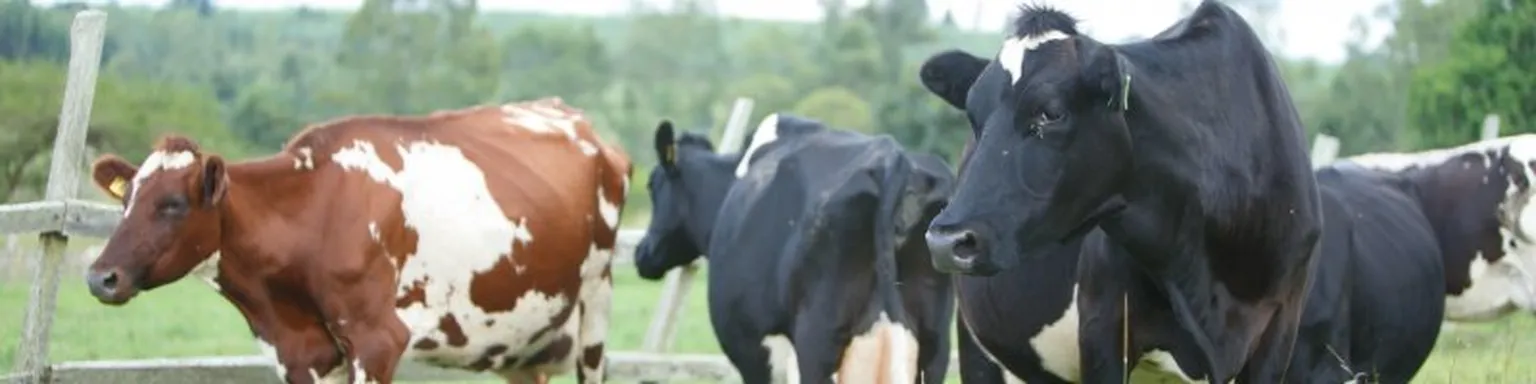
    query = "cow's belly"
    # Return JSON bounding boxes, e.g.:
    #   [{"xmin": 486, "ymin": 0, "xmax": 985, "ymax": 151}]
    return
[
  {"xmin": 1445, "ymin": 258, "xmax": 1536, "ymax": 321},
  {"xmin": 968, "ymin": 283, "xmax": 1215, "ymax": 384},
  {"xmin": 394, "ymin": 288, "xmax": 577, "ymax": 371}
]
